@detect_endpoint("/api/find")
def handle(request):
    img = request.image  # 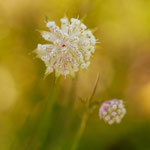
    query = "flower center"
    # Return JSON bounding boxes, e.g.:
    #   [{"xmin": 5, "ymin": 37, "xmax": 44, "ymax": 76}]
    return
[{"xmin": 62, "ymin": 44, "xmax": 66, "ymax": 47}]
